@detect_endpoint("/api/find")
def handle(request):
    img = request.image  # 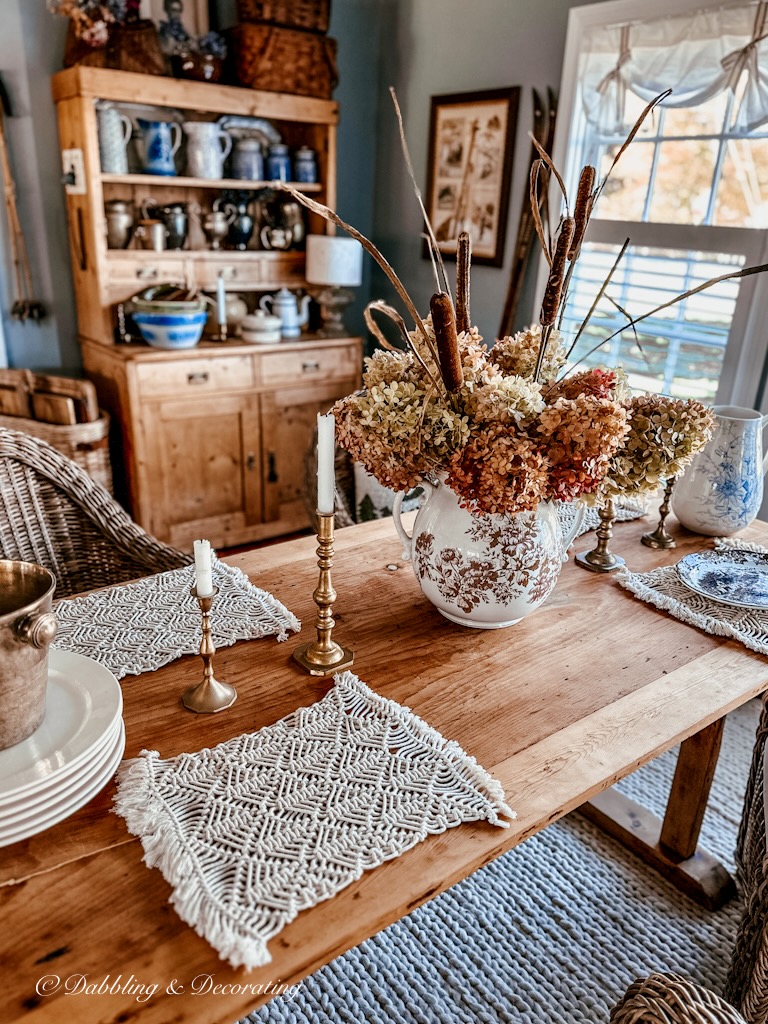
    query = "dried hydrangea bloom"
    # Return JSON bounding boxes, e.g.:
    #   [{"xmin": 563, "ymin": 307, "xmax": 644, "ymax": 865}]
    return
[
  {"xmin": 602, "ymin": 394, "xmax": 716, "ymax": 496},
  {"xmin": 547, "ymin": 366, "xmax": 627, "ymax": 403},
  {"xmin": 362, "ymin": 348, "xmax": 419, "ymax": 389},
  {"xmin": 468, "ymin": 371, "xmax": 545, "ymax": 426},
  {"xmin": 333, "ymin": 378, "xmax": 469, "ymax": 492},
  {"xmin": 447, "ymin": 423, "xmax": 549, "ymax": 514},
  {"xmin": 492, "ymin": 325, "xmax": 566, "ymax": 380},
  {"xmin": 536, "ymin": 394, "xmax": 629, "ymax": 503}
]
